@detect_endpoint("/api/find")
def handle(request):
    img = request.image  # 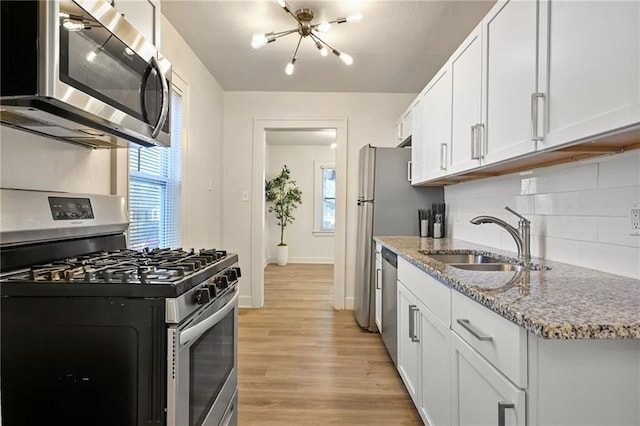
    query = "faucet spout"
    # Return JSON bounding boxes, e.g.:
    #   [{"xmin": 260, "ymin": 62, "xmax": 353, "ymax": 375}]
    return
[{"xmin": 470, "ymin": 207, "xmax": 531, "ymax": 262}]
